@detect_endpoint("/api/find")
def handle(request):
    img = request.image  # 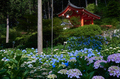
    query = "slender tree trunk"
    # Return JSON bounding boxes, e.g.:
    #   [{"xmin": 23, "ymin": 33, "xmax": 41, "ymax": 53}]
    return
[
  {"xmin": 48, "ymin": 0, "xmax": 50, "ymax": 19},
  {"xmin": 95, "ymin": 0, "xmax": 98, "ymax": 6},
  {"xmin": 29, "ymin": 0, "xmax": 32, "ymax": 14},
  {"xmin": 6, "ymin": 15, "xmax": 9, "ymax": 43},
  {"xmin": 44, "ymin": 2, "xmax": 47, "ymax": 19},
  {"xmin": 85, "ymin": 0, "xmax": 88, "ymax": 7},
  {"xmin": 38, "ymin": 0, "xmax": 43, "ymax": 54},
  {"xmin": 51, "ymin": 0, "xmax": 53, "ymax": 54},
  {"xmin": 105, "ymin": 0, "xmax": 107, "ymax": 6}
]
